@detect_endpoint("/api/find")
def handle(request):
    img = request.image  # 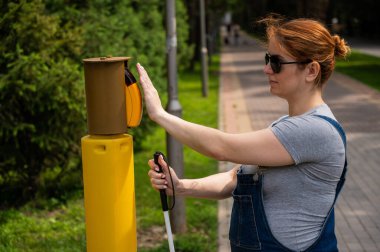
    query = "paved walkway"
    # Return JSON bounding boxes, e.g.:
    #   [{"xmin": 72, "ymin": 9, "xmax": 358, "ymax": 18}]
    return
[{"xmin": 218, "ymin": 33, "xmax": 380, "ymax": 251}]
